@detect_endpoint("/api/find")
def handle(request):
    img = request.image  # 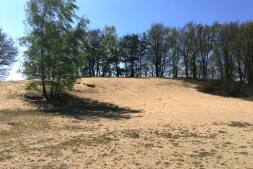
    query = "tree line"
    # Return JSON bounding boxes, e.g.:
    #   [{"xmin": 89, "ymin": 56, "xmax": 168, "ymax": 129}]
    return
[
  {"xmin": 0, "ymin": 0, "xmax": 251, "ymax": 99},
  {"xmin": 84, "ymin": 22, "xmax": 253, "ymax": 86}
]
